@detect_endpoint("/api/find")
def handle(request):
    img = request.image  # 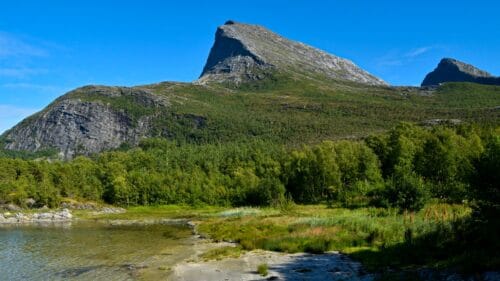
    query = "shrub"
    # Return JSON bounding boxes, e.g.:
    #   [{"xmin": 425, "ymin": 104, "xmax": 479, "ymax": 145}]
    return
[{"xmin": 257, "ymin": 263, "xmax": 268, "ymax": 276}]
